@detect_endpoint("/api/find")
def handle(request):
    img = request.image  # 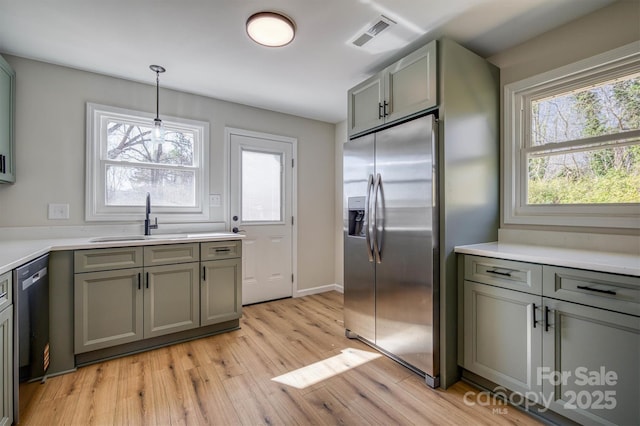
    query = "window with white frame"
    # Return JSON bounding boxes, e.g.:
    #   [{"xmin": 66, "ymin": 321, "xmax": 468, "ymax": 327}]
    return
[
  {"xmin": 86, "ymin": 103, "xmax": 209, "ymax": 221},
  {"xmin": 504, "ymin": 42, "xmax": 640, "ymax": 229}
]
